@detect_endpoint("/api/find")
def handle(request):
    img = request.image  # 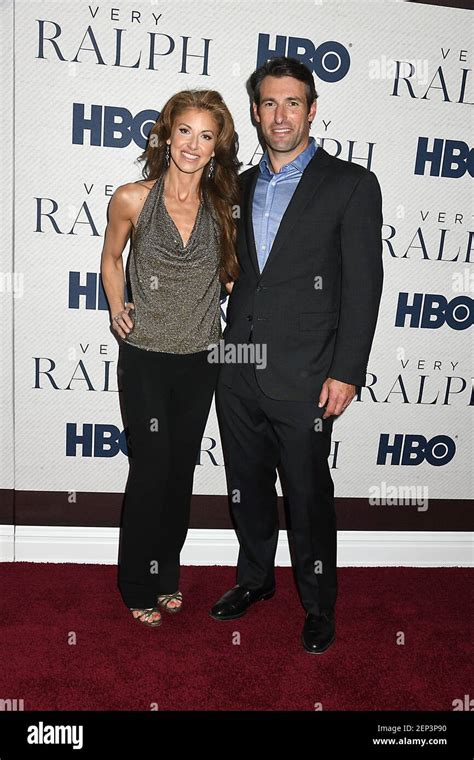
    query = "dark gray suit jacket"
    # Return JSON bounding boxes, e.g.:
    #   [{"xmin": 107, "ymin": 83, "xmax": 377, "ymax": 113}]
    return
[{"xmin": 219, "ymin": 145, "xmax": 384, "ymax": 401}]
